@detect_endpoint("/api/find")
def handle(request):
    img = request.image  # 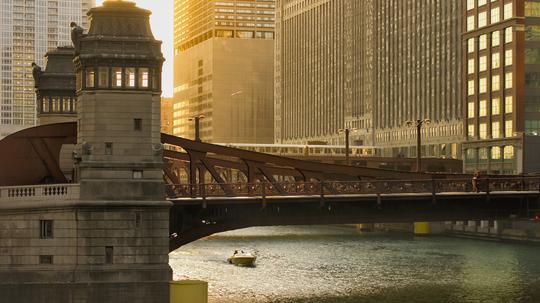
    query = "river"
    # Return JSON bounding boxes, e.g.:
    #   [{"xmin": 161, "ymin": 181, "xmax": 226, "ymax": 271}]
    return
[{"xmin": 169, "ymin": 225, "xmax": 540, "ymax": 303}]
